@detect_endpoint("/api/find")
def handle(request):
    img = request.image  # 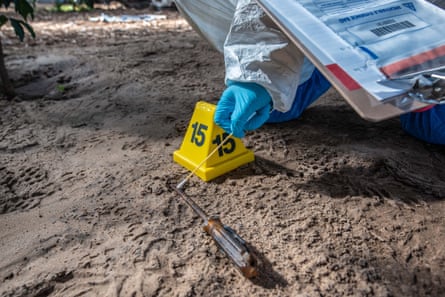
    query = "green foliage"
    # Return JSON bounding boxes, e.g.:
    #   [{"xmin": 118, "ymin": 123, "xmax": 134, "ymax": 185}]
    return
[
  {"xmin": 56, "ymin": 84, "xmax": 65, "ymax": 92},
  {"xmin": 53, "ymin": 0, "xmax": 94, "ymax": 12},
  {"xmin": 53, "ymin": 3, "xmax": 92, "ymax": 12},
  {"xmin": 0, "ymin": 0, "xmax": 35, "ymax": 41}
]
